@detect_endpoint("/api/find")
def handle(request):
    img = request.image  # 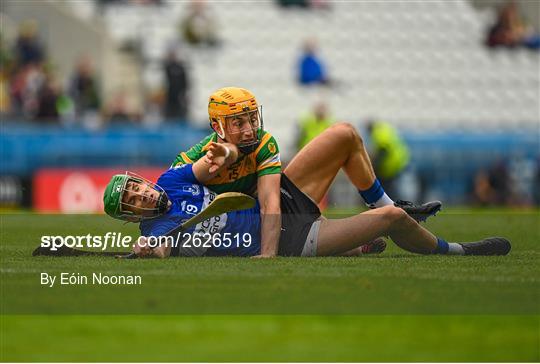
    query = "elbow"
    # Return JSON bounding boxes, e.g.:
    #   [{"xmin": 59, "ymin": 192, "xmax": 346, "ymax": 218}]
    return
[{"xmin": 261, "ymin": 200, "xmax": 281, "ymax": 215}]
